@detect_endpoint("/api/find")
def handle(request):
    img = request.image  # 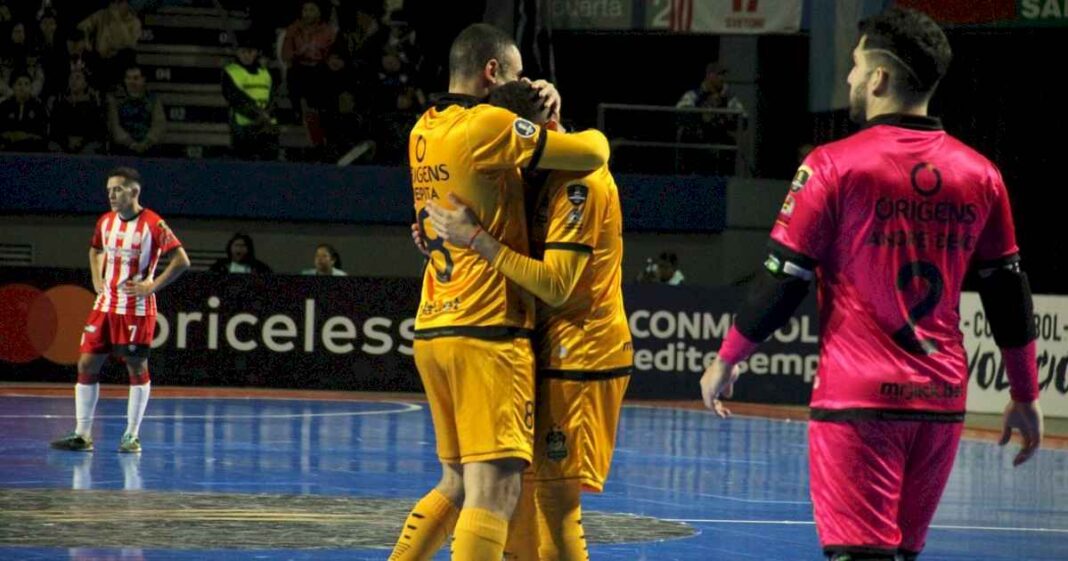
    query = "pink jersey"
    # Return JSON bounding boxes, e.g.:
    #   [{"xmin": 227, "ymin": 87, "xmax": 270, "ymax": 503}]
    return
[
  {"xmin": 91, "ymin": 209, "xmax": 182, "ymax": 317},
  {"xmin": 771, "ymin": 114, "xmax": 1018, "ymax": 414}
]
